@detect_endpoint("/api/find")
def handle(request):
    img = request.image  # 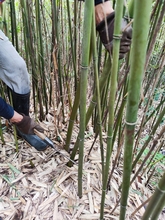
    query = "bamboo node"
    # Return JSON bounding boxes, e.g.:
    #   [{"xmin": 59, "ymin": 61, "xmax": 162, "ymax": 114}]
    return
[
  {"xmin": 120, "ymin": 204, "xmax": 127, "ymax": 209},
  {"xmin": 93, "ymin": 57, "xmax": 98, "ymax": 61},
  {"xmin": 113, "ymin": 34, "xmax": 122, "ymax": 40},
  {"xmin": 157, "ymin": 185, "xmax": 165, "ymax": 193},
  {"xmin": 125, "ymin": 121, "xmax": 137, "ymax": 126},
  {"xmin": 80, "ymin": 64, "xmax": 88, "ymax": 69},
  {"xmin": 78, "ymin": 137, "xmax": 84, "ymax": 142},
  {"xmin": 107, "ymin": 135, "xmax": 113, "ymax": 139},
  {"xmin": 102, "ymin": 189, "xmax": 106, "ymax": 192},
  {"xmin": 97, "ymin": 122, "xmax": 102, "ymax": 125},
  {"xmin": 91, "ymin": 100, "xmax": 97, "ymax": 105}
]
